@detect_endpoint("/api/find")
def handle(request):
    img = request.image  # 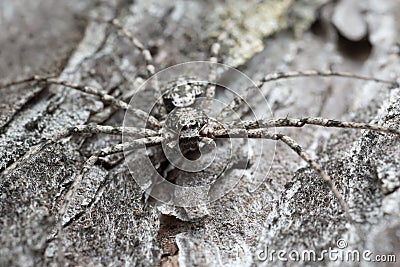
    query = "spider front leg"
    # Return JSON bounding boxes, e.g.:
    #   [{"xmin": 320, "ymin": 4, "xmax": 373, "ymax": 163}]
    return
[
  {"xmin": 205, "ymin": 43, "xmax": 221, "ymax": 99},
  {"xmin": 204, "ymin": 42, "xmax": 221, "ymax": 113},
  {"xmin": 256, "ymin": 70, "xmax": 398, "ymax": 87},
  {"xmin": 216, "ymin": 70, "xmax": 398, "ymax": 121},
  {"xmin": 0, "ymin": 75, "xmax": 161, "ymax": 129},
  {"xmin": 69, "ymin": 124, "xmax": 159, "ymax": 138},
  {"xmin": 91, "ymin": 17, "xmax": 156, "ymax": 77},
  {"xmin": 92, "ymin": 16, "xmax": 168, "ymax": 117},
  {"xmin": 231, "ymin": 117, "xmax": 400, "ymax": 136},
  {"xmin": 90, "ymin": 77, "xmax": 145, "ymax": 124}
]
